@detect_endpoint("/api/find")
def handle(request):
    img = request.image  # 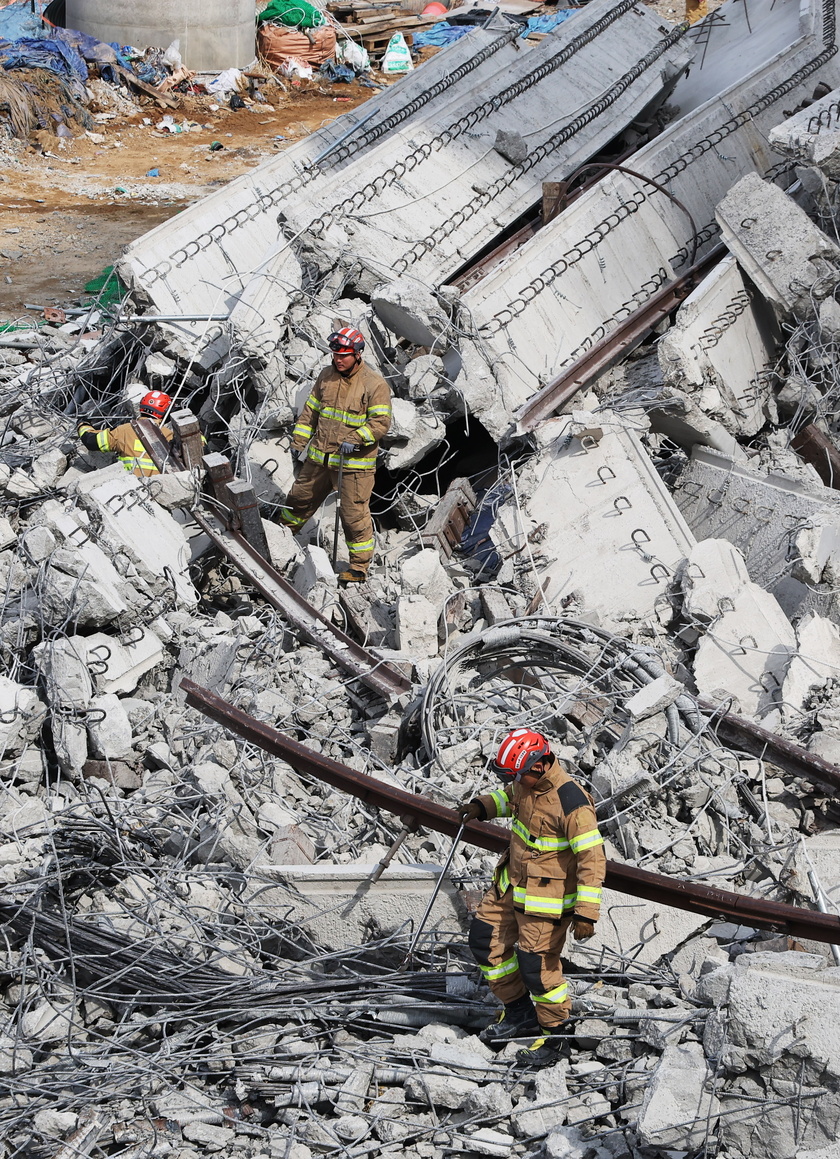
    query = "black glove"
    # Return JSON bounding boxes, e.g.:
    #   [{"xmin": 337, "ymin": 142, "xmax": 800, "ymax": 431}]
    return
[
  {"xmin": 339, "ymin": 441, "xmax": 358, "ymax": 456},
  {"xmin": 457, "ymin": 799, "xmax": 485, "ymax": 823},
  {"xmin": 77, "ymin": 419, "xmax": 92, "ymax": 435},
  {"xmin": 572, "ymin": 915, "xmax": 596, "ymax": 941}
]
